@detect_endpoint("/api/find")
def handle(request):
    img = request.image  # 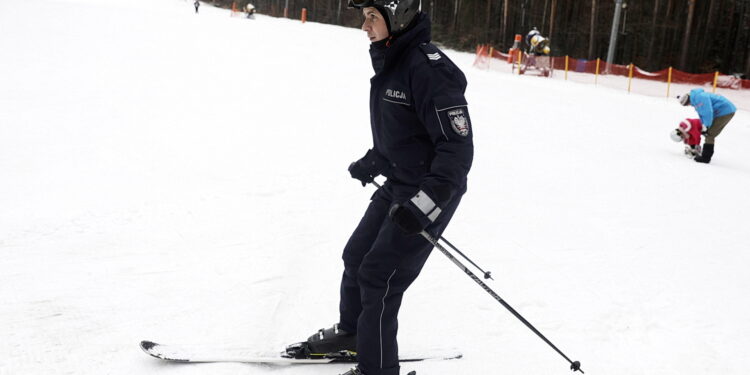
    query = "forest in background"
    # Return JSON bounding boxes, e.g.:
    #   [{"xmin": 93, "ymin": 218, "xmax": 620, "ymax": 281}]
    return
[{"xmin": 205, "ymin": 0, "xmax": 750, "ymax": 76}]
